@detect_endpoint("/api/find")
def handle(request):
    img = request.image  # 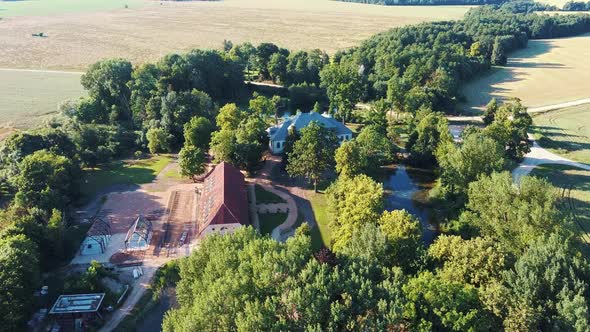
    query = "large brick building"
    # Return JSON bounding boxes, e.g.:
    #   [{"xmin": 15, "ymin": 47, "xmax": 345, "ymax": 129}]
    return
[{"xmin": 198, "ymin": 162, "xmax": 249, "ymax": 237}]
